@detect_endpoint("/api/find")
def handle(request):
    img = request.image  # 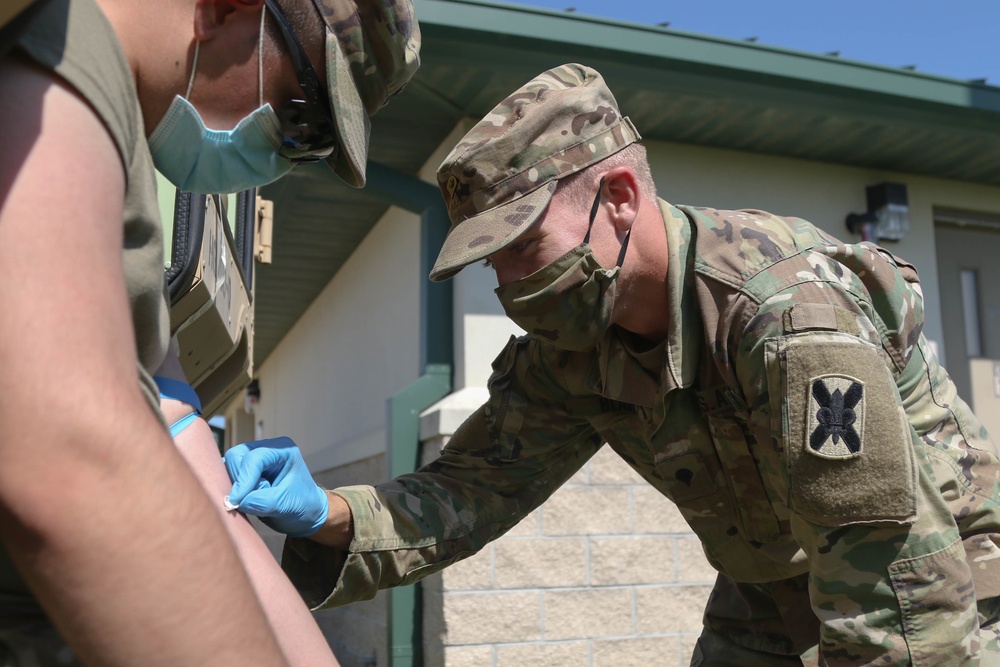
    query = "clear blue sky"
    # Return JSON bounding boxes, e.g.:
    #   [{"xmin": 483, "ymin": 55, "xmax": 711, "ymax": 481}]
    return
[{"xmin": 505, "ymin": 0, "xmax": 1000, "ymax": 86}]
